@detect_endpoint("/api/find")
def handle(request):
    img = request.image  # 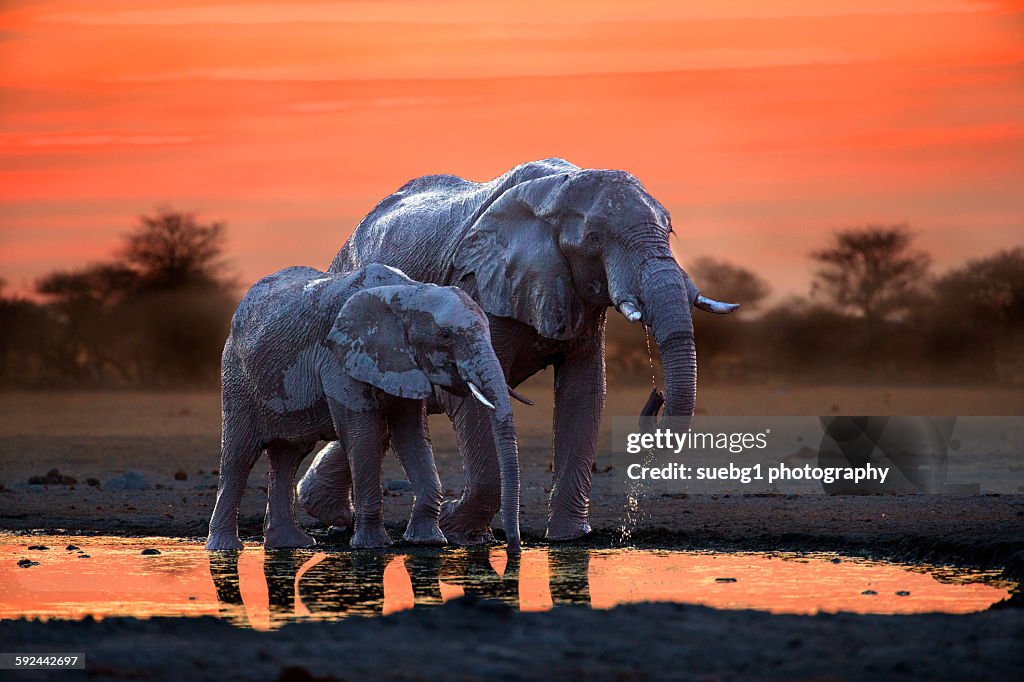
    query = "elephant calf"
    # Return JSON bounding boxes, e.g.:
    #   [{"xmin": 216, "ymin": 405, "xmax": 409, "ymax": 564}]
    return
[{"xmin": 206, "ymin": 263, "xmax": 524, "ymax": 551}]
